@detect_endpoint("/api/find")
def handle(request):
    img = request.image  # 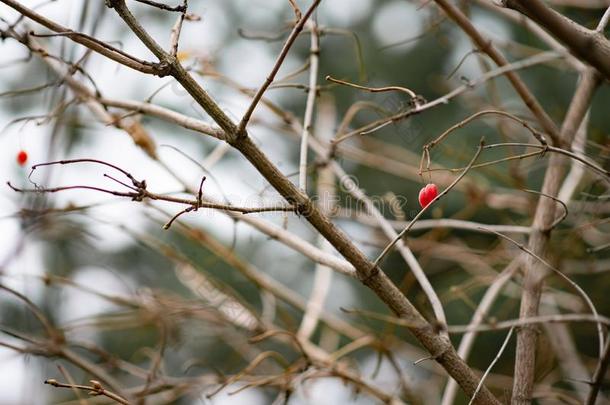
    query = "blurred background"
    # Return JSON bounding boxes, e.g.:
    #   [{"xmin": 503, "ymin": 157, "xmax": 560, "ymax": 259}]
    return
[{"xmin": 0, "ymin": 0, "xmax": 609, "ymax": 403}]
